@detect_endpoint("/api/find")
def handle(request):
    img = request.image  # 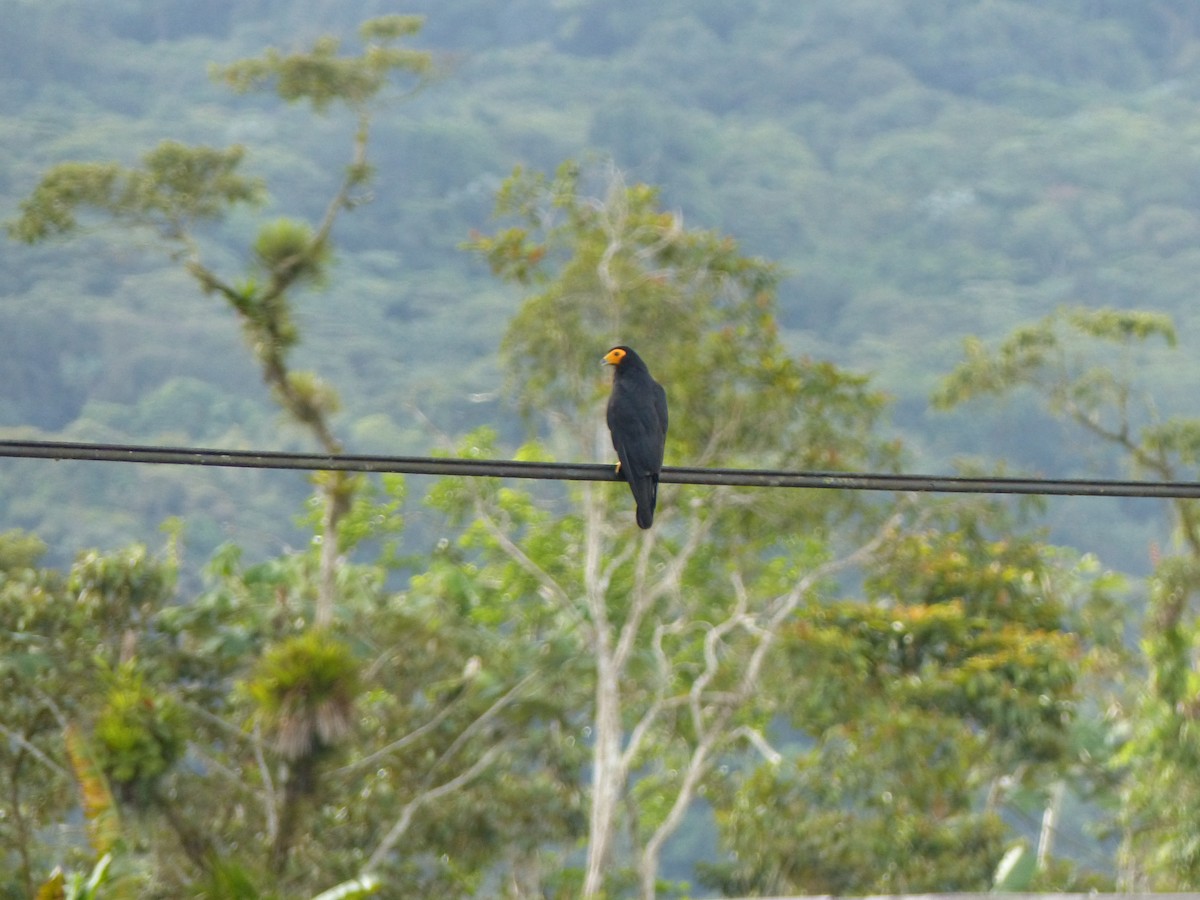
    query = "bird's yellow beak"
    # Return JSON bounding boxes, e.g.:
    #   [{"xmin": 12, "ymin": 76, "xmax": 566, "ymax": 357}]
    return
[{"xmin": 602, "ymin": 347, "xmax": 626, "ymax": 366}]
